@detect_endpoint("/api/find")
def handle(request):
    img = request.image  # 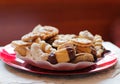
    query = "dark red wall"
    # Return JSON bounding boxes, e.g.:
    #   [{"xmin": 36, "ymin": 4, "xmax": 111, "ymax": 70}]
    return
[{"xmin": 0, "ymin": 0, "xmax": 120, "ymax": 45}]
